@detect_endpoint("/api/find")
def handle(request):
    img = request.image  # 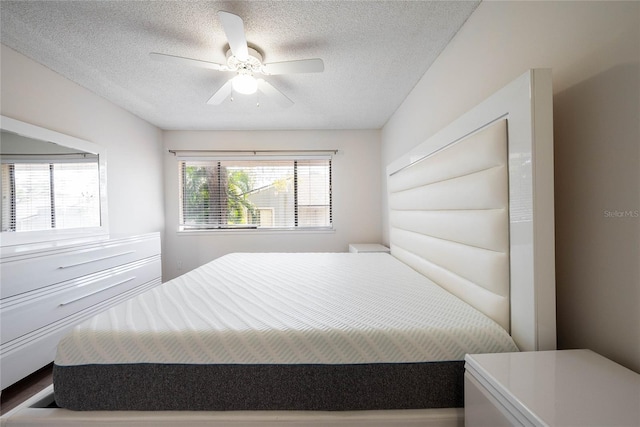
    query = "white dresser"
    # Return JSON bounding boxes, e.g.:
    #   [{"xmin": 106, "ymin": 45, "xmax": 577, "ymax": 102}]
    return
[
  {"xmin": 0, "ymin": 232, "xmax": 162, "ymax": 389},
  {"xmin": 464, "ymin": 349, "xmax": 640, "ymax": 426}
]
